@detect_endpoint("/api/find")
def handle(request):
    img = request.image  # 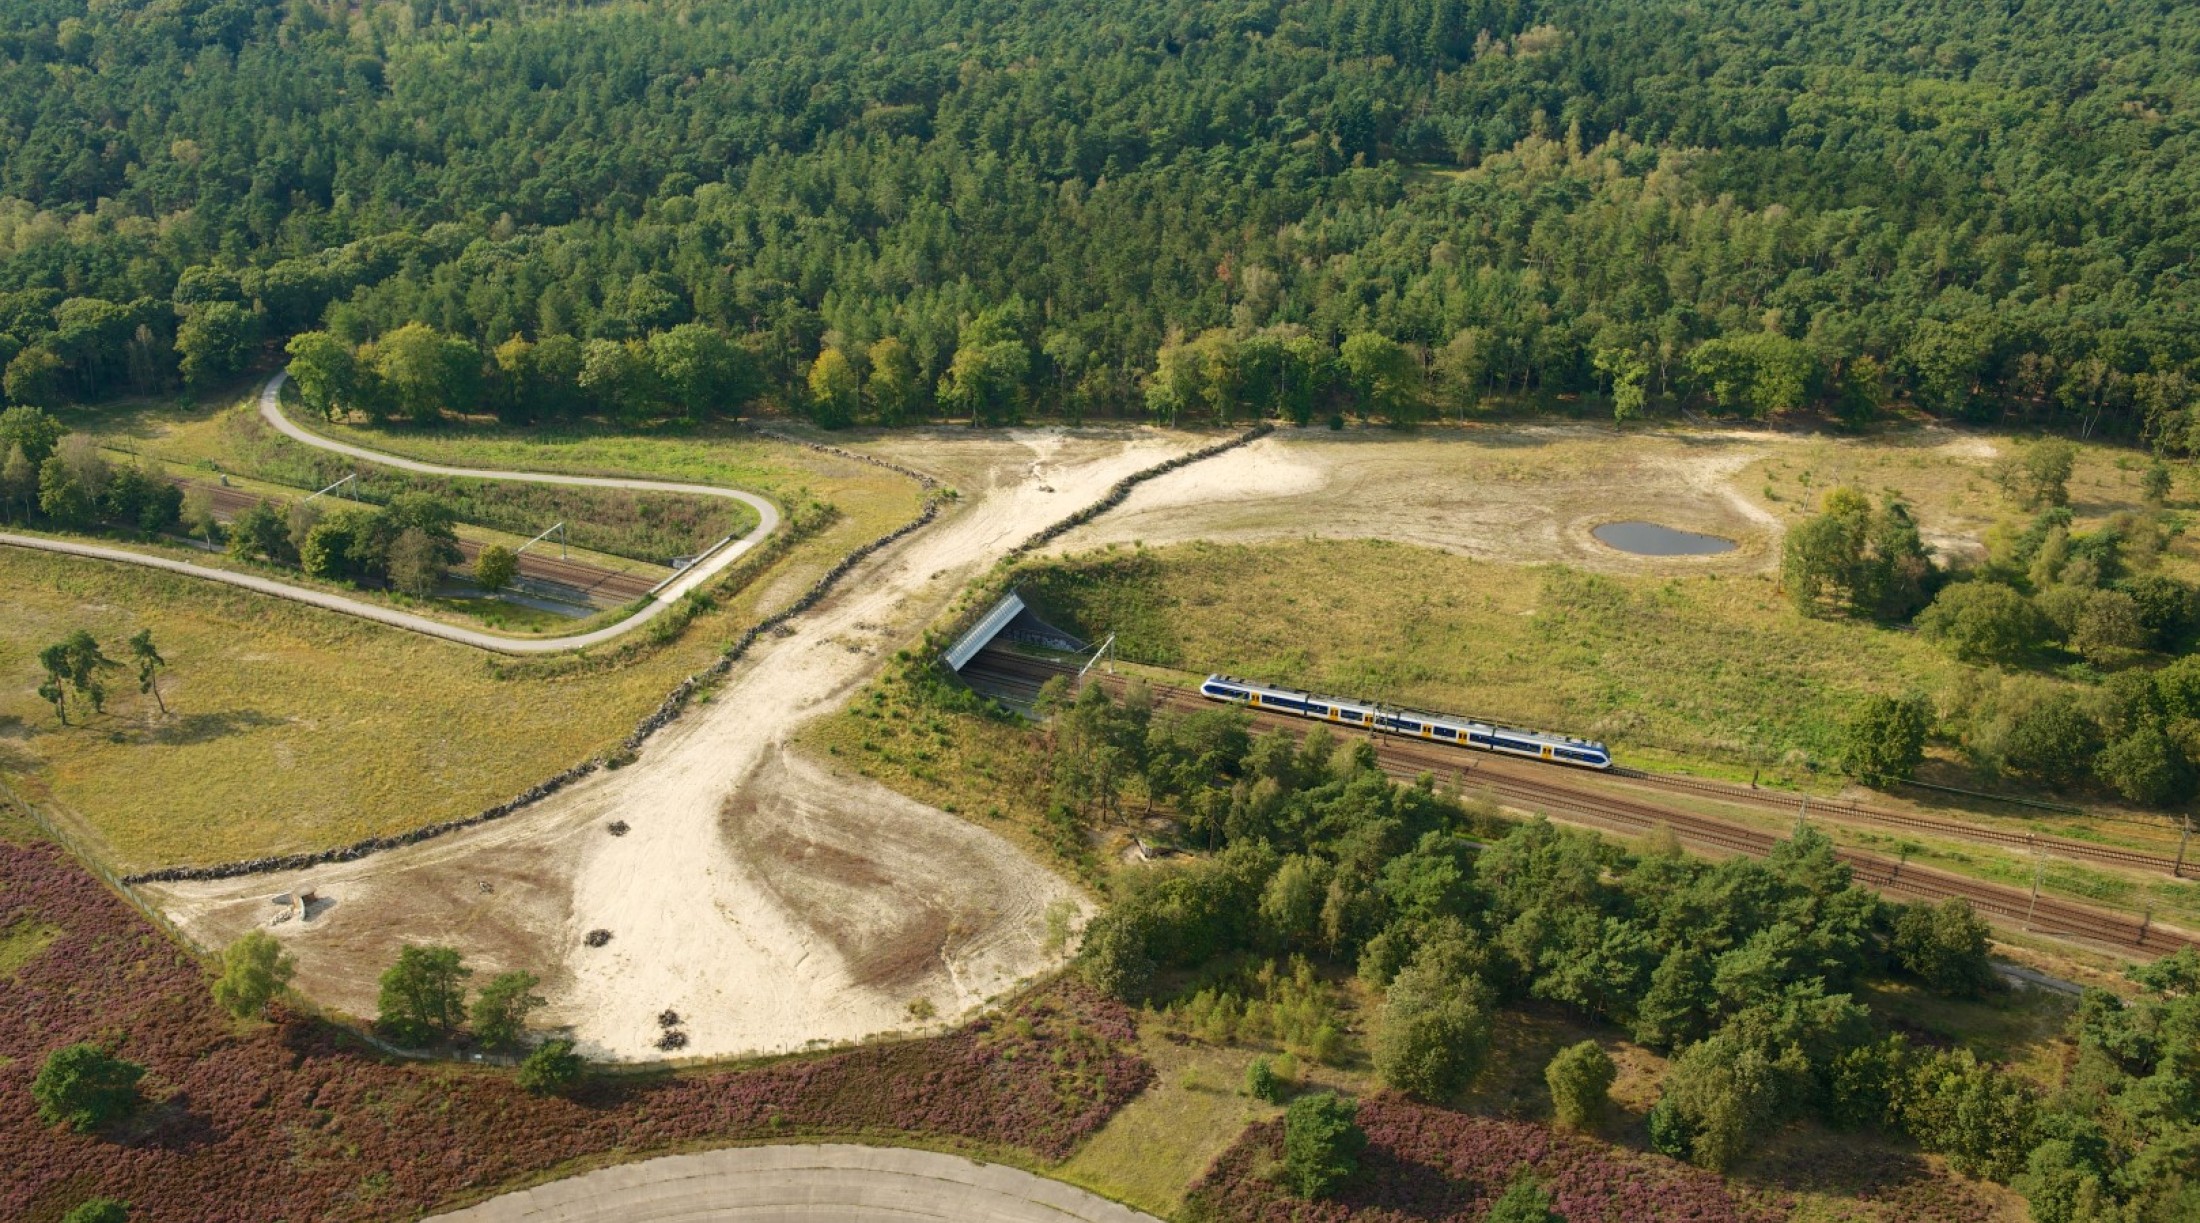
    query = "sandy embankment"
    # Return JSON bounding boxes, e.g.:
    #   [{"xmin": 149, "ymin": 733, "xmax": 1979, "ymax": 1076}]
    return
[{"xmin": 148, "ymin": 429, "xmax": 1194, "ymax": 1061}]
